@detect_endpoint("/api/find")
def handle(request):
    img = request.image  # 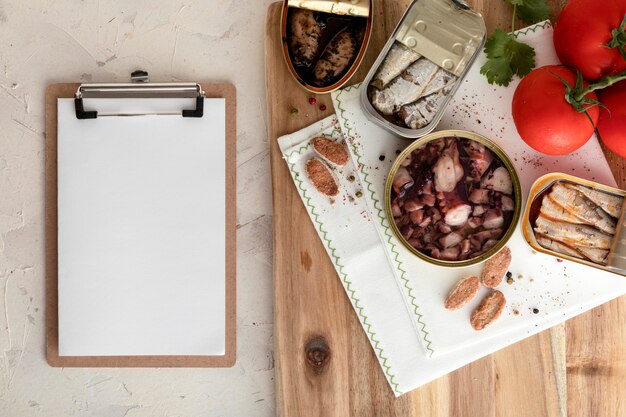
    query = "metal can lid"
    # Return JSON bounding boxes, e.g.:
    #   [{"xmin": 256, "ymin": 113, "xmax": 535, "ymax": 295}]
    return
[{"xmin": 395, "ymin": 0, "xmax": 486, "ymax": 77}]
